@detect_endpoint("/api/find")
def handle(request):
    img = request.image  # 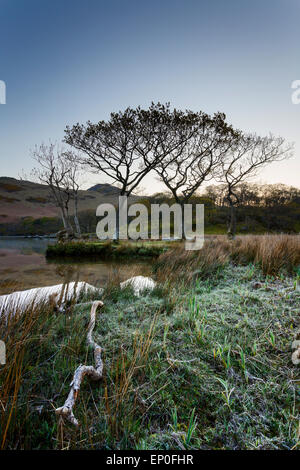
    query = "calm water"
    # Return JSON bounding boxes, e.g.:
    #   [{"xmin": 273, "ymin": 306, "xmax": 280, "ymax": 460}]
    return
[{"xmin": 0, "ymin": 237, "xmax": 152, "ymax": 295}]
